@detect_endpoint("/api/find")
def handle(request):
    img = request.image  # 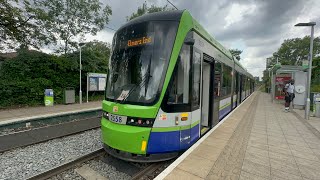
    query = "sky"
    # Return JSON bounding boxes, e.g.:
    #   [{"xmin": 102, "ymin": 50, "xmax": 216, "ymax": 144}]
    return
[{"xmin": 83, "ymin": 0, "xmax": 320, "ymax": 78}]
